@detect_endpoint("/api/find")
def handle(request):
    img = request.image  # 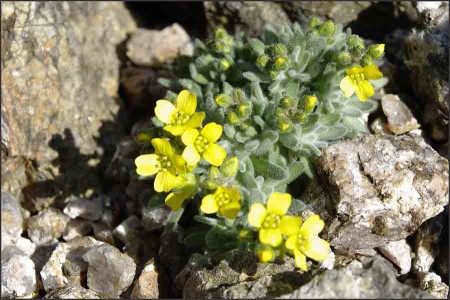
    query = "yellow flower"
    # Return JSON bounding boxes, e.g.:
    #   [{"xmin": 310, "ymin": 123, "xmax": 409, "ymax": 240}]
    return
[
  {"xmin": 134, "ymin": 138, "xmax": 185, "ymax": 193},
  {"xmin": 248, "ymin": 192, "xmax": 302, "ymax": 247},
  {"xmin": 200, "ymin": 186, "xmax": 241, "ymax": 219},
  {"xmin": 155, "ymin": 90, "xmax": 206, "ymax": 136},
  {"xmin": 339, "ymin": 65, "xmax": 383, "ymax": 102},
  {"xmin": 285, "ymin": 214, "xmax": 331, "ymax": 271},
  {"xmin": 165, "ymin": 173, "xmax": 197, "ymax": 211},
  {"xmin": 257, "ymin": 245, "xmax": 275, "ymax": 263},
  {"xmin": 181, "ymin": 122, "xmax": 227, "ymax": 167}
]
